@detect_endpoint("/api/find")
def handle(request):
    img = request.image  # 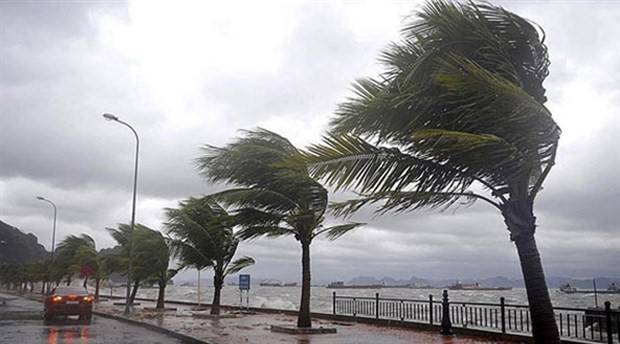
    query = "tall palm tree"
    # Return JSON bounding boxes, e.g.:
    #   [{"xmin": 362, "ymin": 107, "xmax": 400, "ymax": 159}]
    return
[
  {"xmin": 304, "ymin": 0, "xmax": 560, "ymax": 341},
  {"xmin": 302, "ymin": 1, "xmax": 560, "ymax": 342},
  {"xmin": 165, "ymin": 197, "xmax": 254, "ymax": 315},
  {"xmin": 197, "ymin": 129, "xmax": 363, "ymax": 327}
]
